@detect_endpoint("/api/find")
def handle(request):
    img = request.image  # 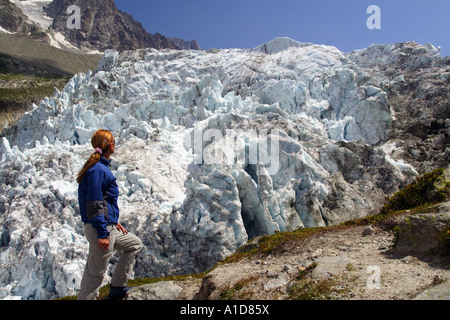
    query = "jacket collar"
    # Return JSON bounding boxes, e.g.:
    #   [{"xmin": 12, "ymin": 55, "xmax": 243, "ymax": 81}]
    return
[{"xmin": 99, "ymin": 157, "xmax": 111, "ymax": 166}]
